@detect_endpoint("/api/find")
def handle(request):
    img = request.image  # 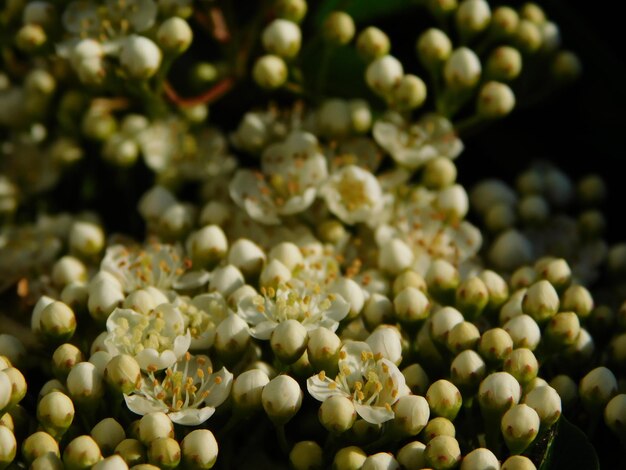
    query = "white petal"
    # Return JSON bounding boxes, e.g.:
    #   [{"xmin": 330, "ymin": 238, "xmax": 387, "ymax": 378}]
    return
[
  {"xmin": 124, "ymin": 394, "xmax": 166, "ymax": 416},
  {"xmin": 324, "ymin": 296, "xmax": 351, "ymax": 322},
  {"xmin": 354, "ymin": 403, "xmax": 395, "ymax": 424},
  {"xmin": 136, "ymin": 348, "xmax": 177, "ymax": 371},
  {"xmin": 306, "ymin": 376, "xmax": 347, "ymax": 402},
  {"xmin": 249, "ymin": 320, "xmax": 278, "ymax": 340},
  {"xmin": 169, "ymin": 407, "xmax": 215, "ymax": 425},
  {"xmin": 204, "ymin": 368, "xmax": 234, "ymax": 407}
]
